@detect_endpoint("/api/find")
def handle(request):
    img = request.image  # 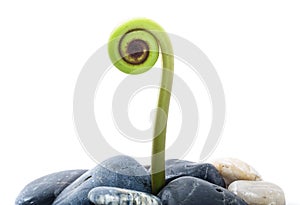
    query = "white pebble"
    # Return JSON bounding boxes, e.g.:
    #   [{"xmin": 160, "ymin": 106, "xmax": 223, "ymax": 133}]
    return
[
  {"xmin": 228, "ymin": 180, "xmax": 285, "ymax": 205},
  {"xmin": 212, "ymin": 158, "xmax": 262, "ymax": 186}
]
